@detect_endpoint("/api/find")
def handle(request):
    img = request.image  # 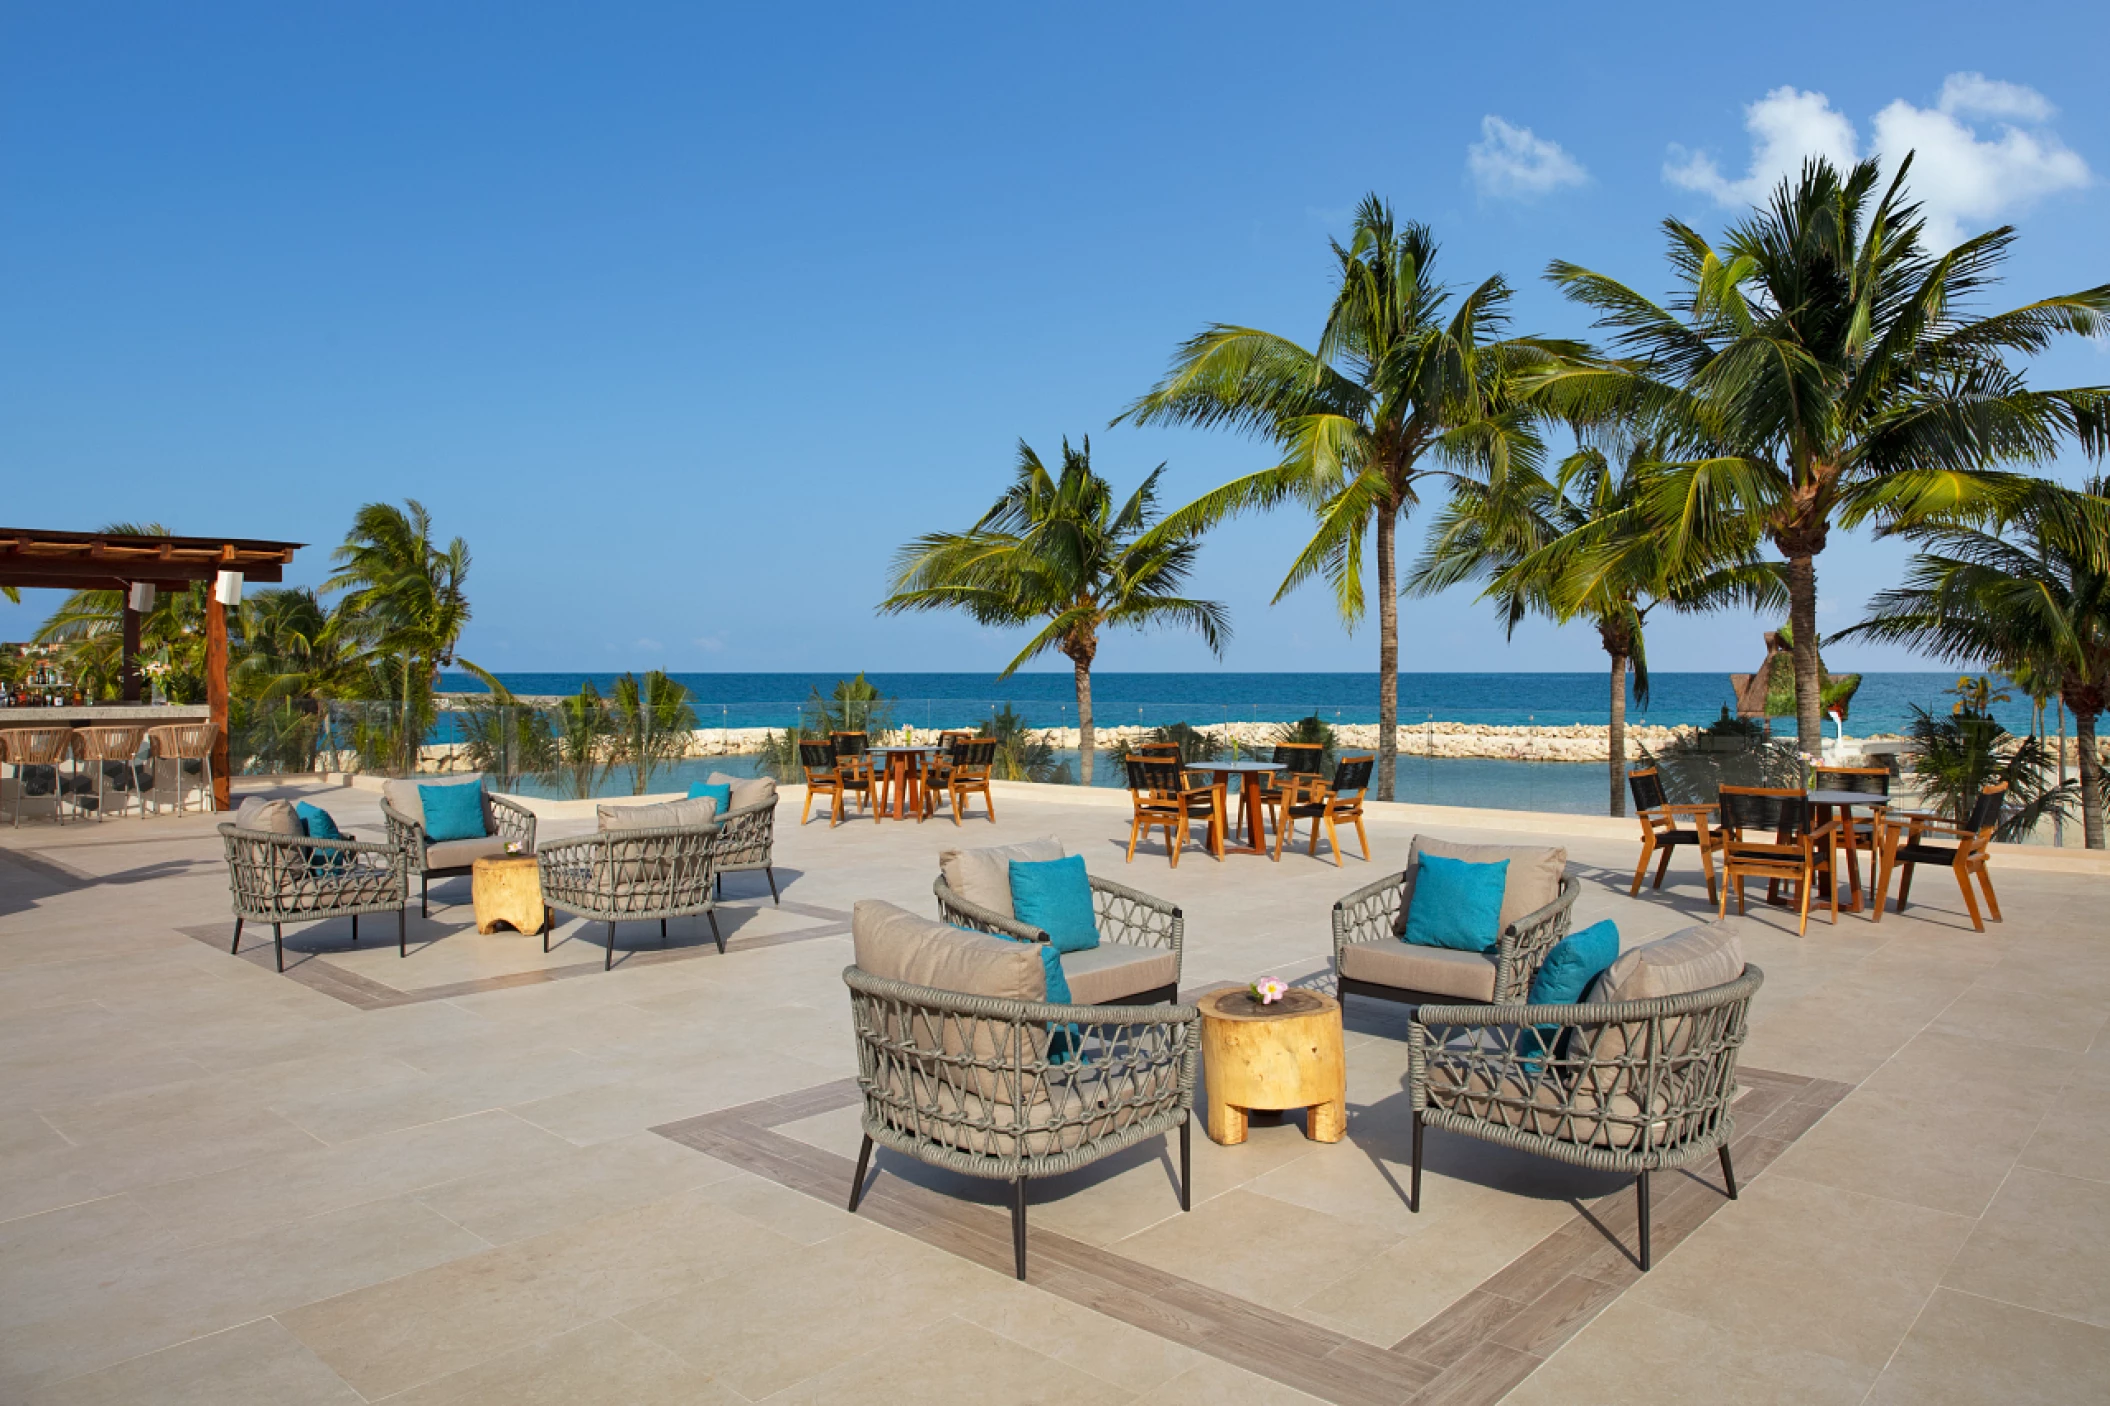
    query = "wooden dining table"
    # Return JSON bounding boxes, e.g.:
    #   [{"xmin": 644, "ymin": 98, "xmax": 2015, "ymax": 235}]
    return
[
  {"xmin": 869, "ymin": 743, "xmax": 944, "ymax": 822},
  {"xmin": 1183, "ymin": 760, "xmax": 1282, "ymax": 856},
  {"xmin": 1806, "ymin": 788, "xmax": 1884, "ymax": 914}
]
